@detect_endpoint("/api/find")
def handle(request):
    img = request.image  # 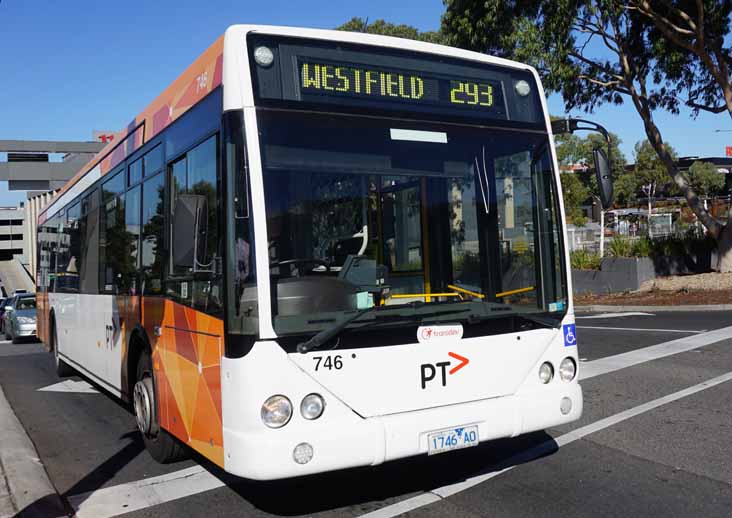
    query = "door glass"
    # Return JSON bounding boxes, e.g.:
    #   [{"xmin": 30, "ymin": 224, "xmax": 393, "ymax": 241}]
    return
[
  {"xmin": 448, "ymin": 176, "xmax": 481, "ymax": 289},
  {"xmin": 381, "ymin": 180, "xmax": 422, "ymax": 273},
  {"xmin": 495, "ymin": 151, "xmax": 538, "ymax": 307}
]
